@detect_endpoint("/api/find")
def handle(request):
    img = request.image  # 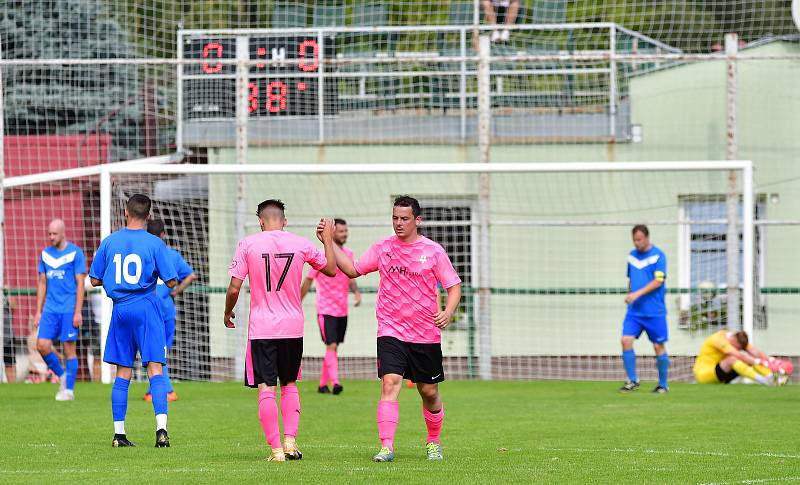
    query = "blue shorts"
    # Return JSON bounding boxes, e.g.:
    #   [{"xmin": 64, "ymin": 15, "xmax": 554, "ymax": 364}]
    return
[
  {"xmin": 623, "ymin": 313, "xmax": 669, "ymax": 344},
  {"xmin": 103, "ymin": 294, "xmax": 166, "ymax": 368},
  {"xmin": 165, "ymin": 317, "xmax": 176, "ymax": 350},
  {"xmin": 38, "ymin": 312, "xmax": 78, "ymax": 342}
]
